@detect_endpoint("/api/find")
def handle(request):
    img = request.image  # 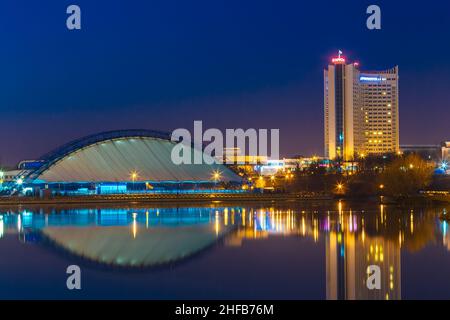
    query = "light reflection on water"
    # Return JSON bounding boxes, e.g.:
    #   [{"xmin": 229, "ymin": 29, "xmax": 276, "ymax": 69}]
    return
[{"xmin": 0, "ymin": 202, "xmax": 449, "ymax": 300}]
